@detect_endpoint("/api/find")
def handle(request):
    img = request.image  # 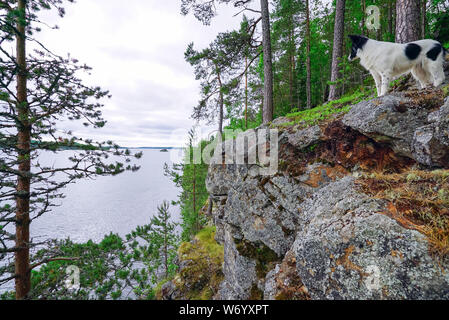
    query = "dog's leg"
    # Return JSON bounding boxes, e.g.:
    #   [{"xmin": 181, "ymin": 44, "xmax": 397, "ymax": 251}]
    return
[
  {"xmin": 428, "ymin": 62, "xmax": 445, "ymax": 87},
  {"xmin": 380, "ymin": 73, "xmax": 391, "ymax": 96},
  {"xmin": 433, "ymin": 69, "xmax": 445, "ymax": 87},
  {"xmin": 413, "ymin": 63, "xmax": 432, "ymax": 89},
  {"xmin": 370, "ymin": 70, "xmax": 382, "ymax": 96},
  {"xmin": 411, "ymin": 67, "xmax": 426, "ymax": 89}
]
